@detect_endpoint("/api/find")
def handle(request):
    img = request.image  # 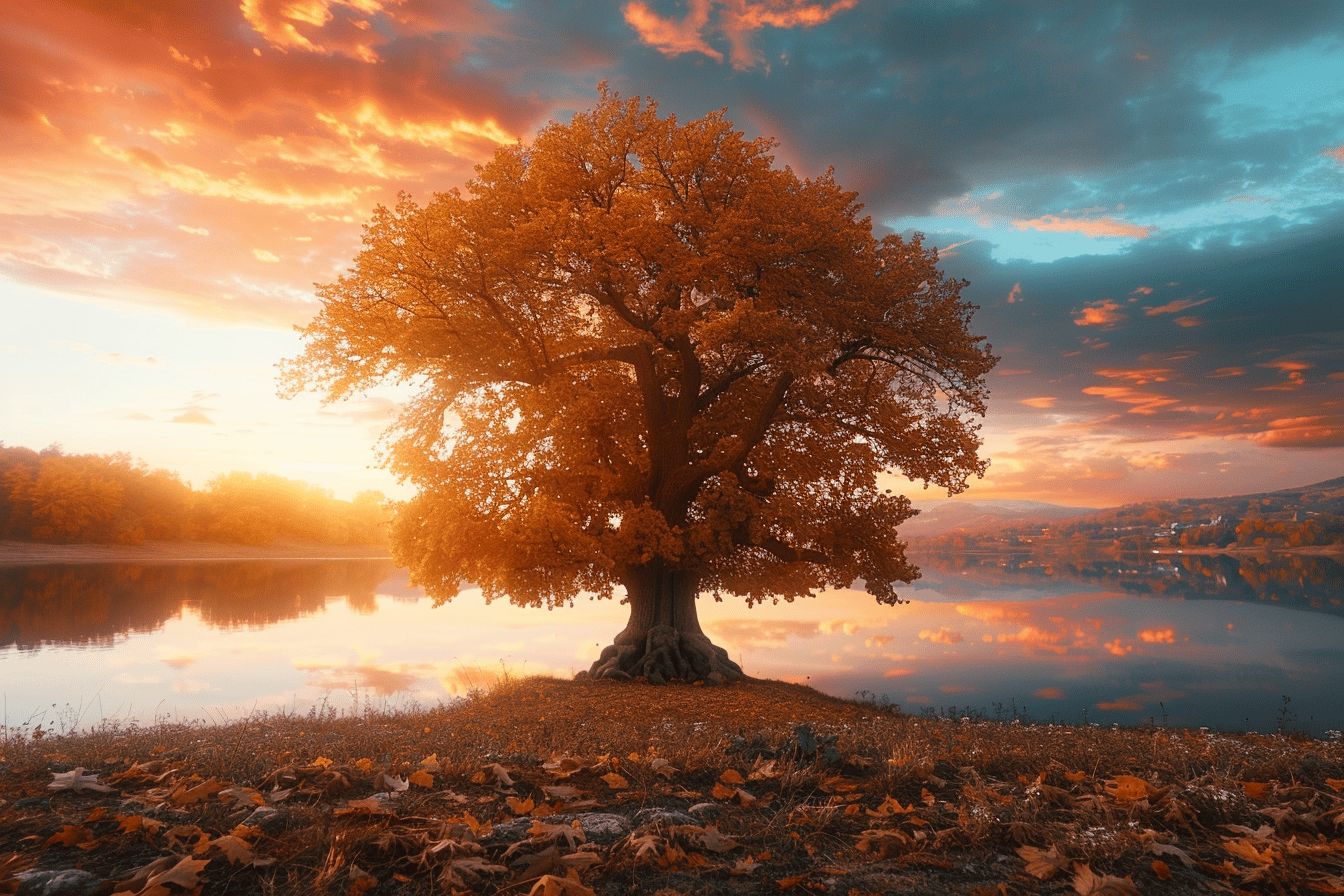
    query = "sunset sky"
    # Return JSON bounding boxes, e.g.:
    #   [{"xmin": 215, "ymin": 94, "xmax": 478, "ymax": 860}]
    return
[{"xmin": 2, "ymin": 1, "xmax": 1342, "ymax": 506}]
